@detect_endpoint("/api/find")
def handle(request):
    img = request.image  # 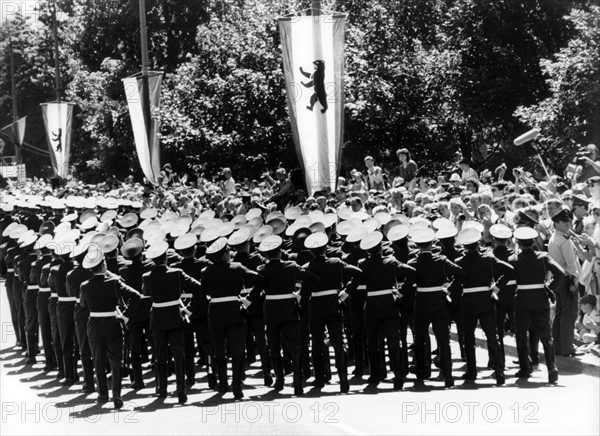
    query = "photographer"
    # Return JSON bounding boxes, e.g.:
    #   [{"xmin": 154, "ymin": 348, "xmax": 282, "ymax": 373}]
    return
[{"xmin": 576, "ymin": 144, "xmax": 600, "ymax": 182}]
